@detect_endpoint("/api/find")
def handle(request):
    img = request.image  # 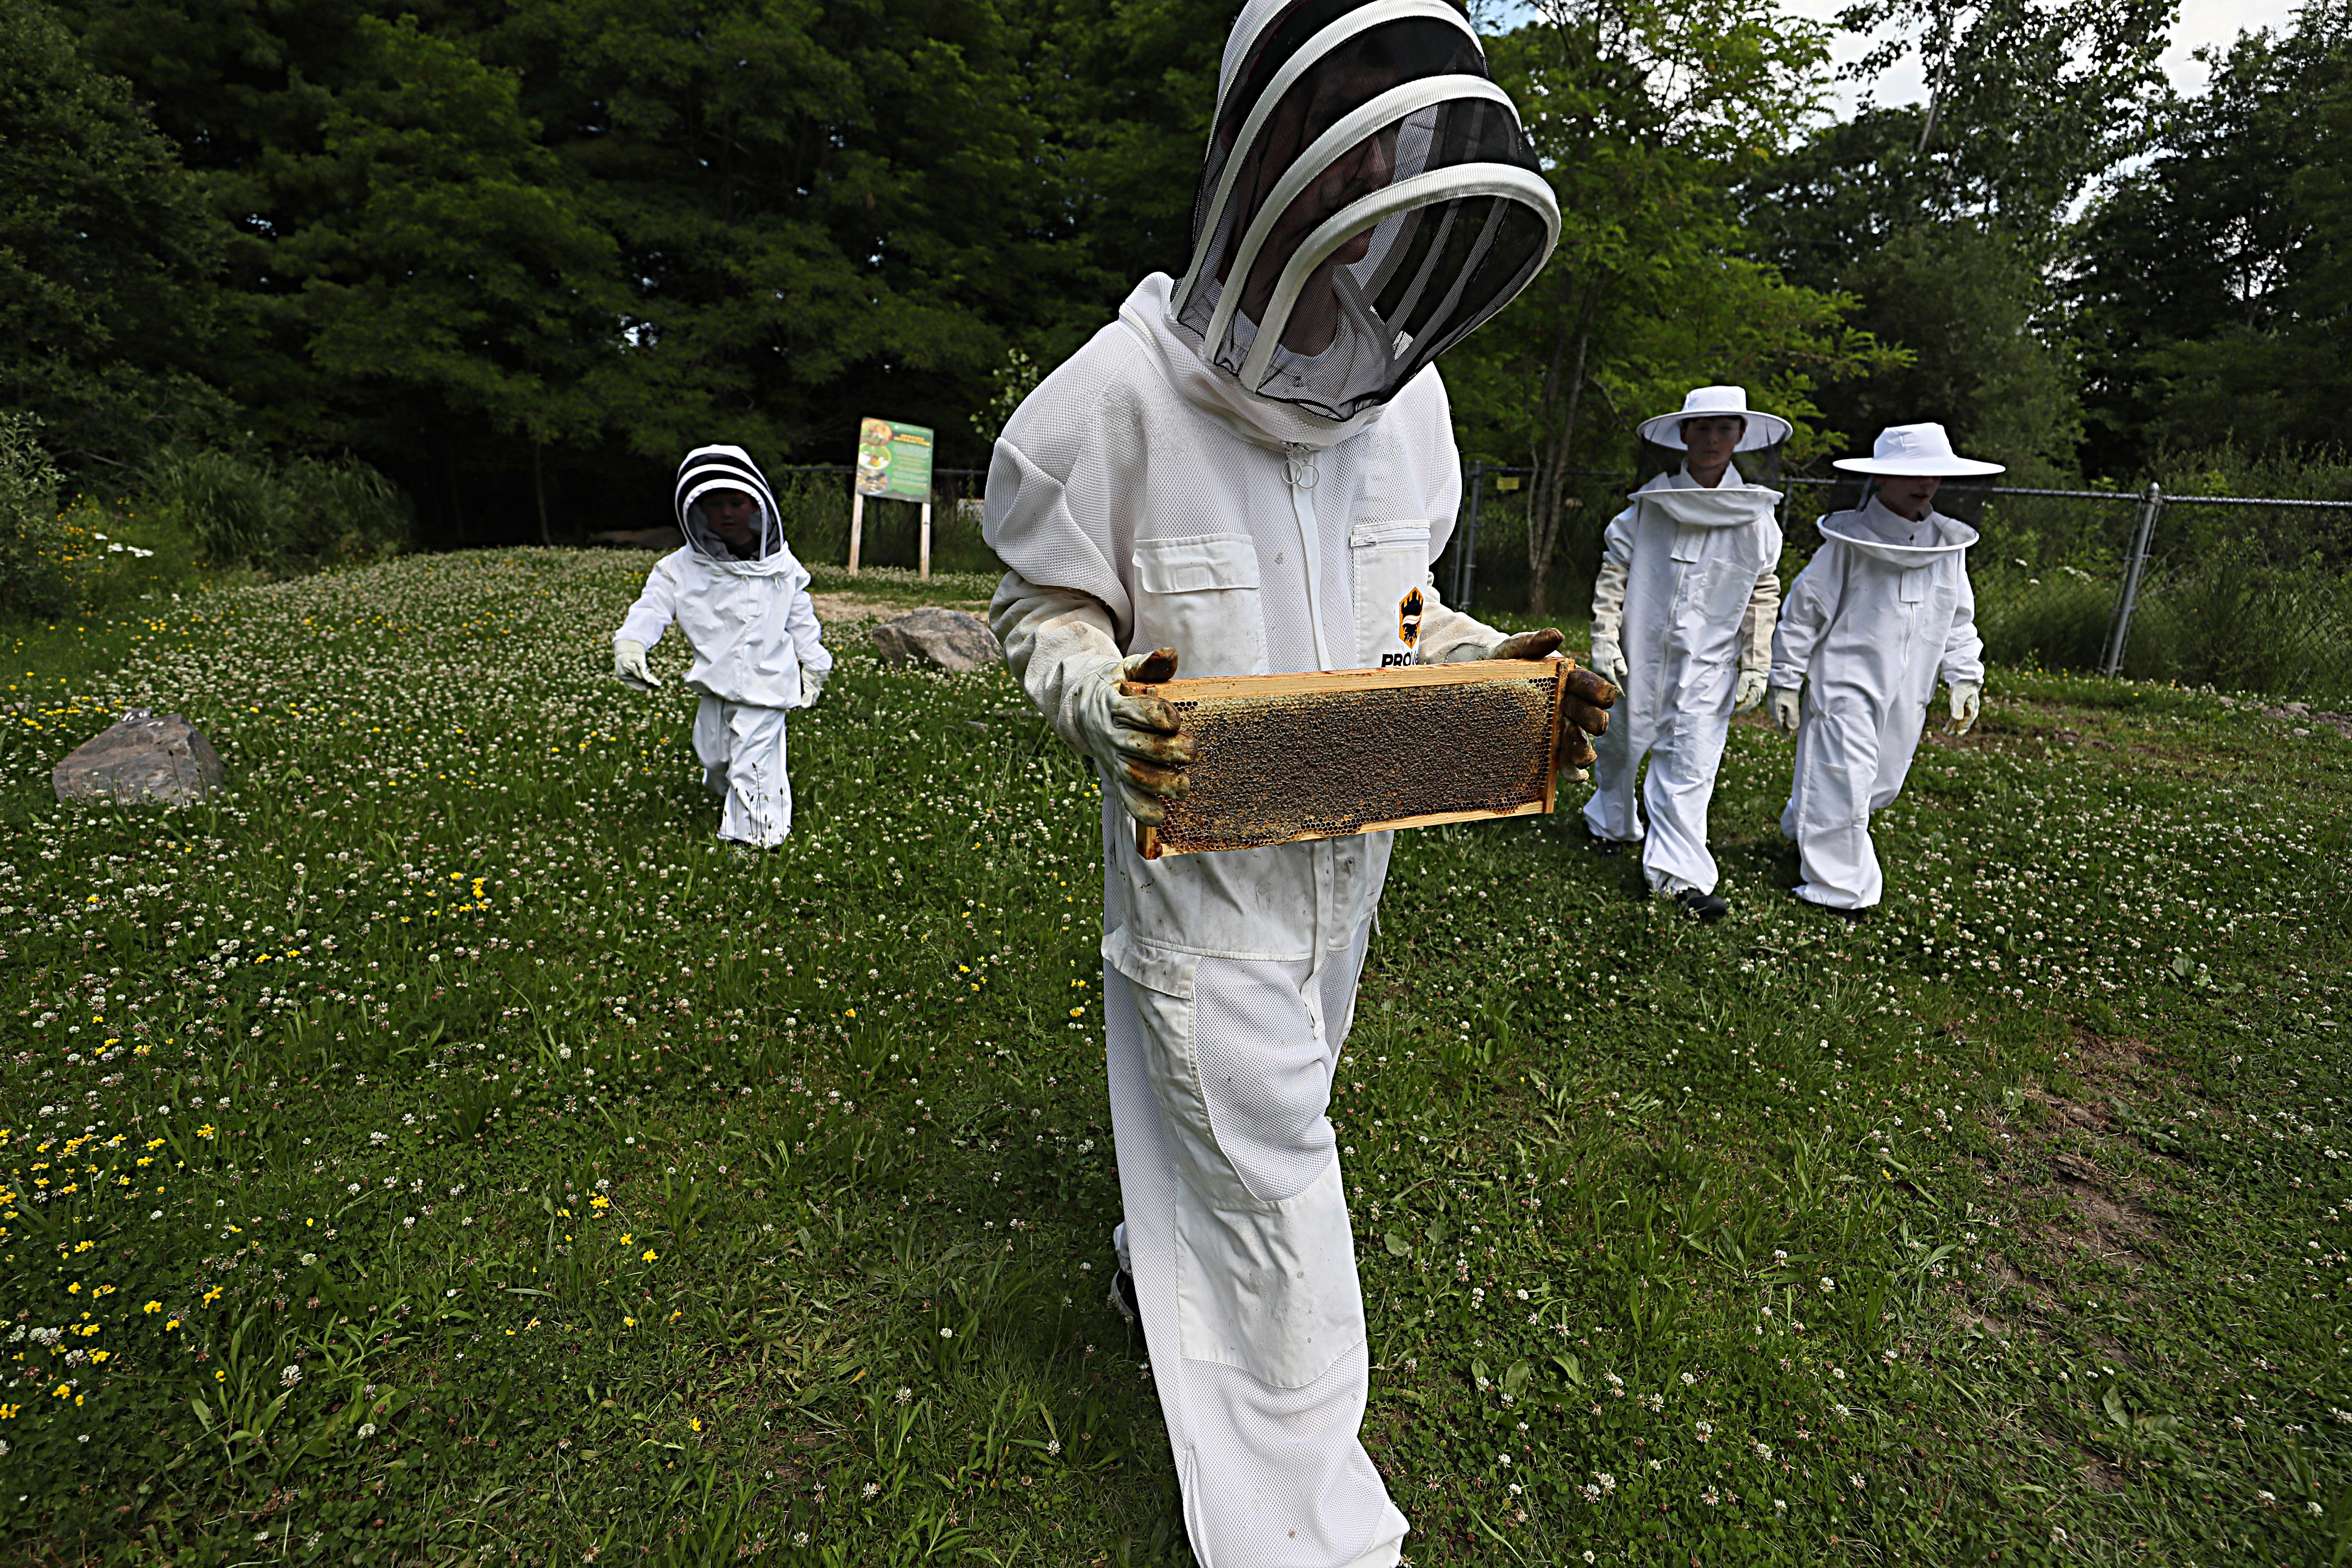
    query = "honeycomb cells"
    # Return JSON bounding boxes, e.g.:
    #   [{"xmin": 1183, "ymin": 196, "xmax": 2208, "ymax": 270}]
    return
[{"xmin": 1152, "ymin": 671, "xmax": 1561, "ymax": 855}]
